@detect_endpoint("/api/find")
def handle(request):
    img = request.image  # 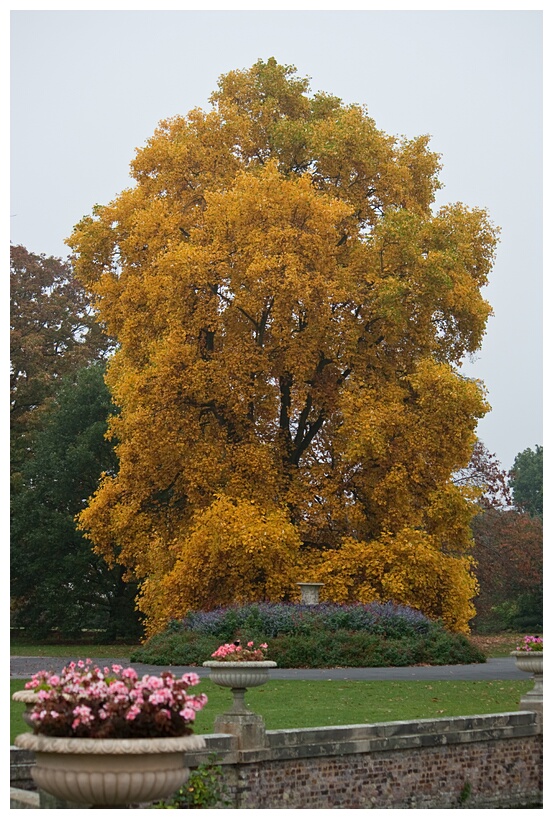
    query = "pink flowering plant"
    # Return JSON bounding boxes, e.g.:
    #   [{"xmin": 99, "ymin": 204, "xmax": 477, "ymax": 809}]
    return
[
  {"xmin": 210, "ymin": 640, "xmax": 269, "ymax": 661},
  {"xmin": 24, "ymin": 659, "xmax": 207, "ymax": 739},
  {"xmin": 515, "ymin": 635, "xmax": 543, "ymax": 652}
]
